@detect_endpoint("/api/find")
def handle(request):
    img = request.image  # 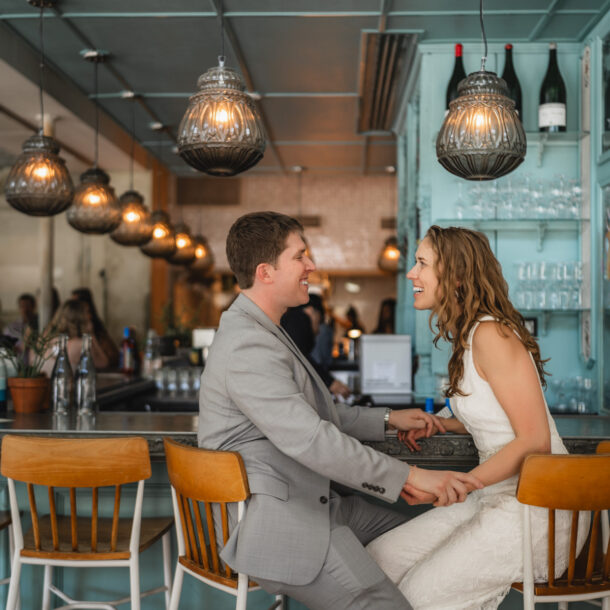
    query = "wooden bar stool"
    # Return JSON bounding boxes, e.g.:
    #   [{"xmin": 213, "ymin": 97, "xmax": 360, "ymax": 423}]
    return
[
  {"xmin": 511, "ymin": 453, "xmax": 610, "ymax": 610},
  {"xmin": 164, "ymin": 438, "xmax": 284, "ymax": 610},
  {"xmin": 1, "ymin": 435, "xmax": 174, "ymax": 610}
]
